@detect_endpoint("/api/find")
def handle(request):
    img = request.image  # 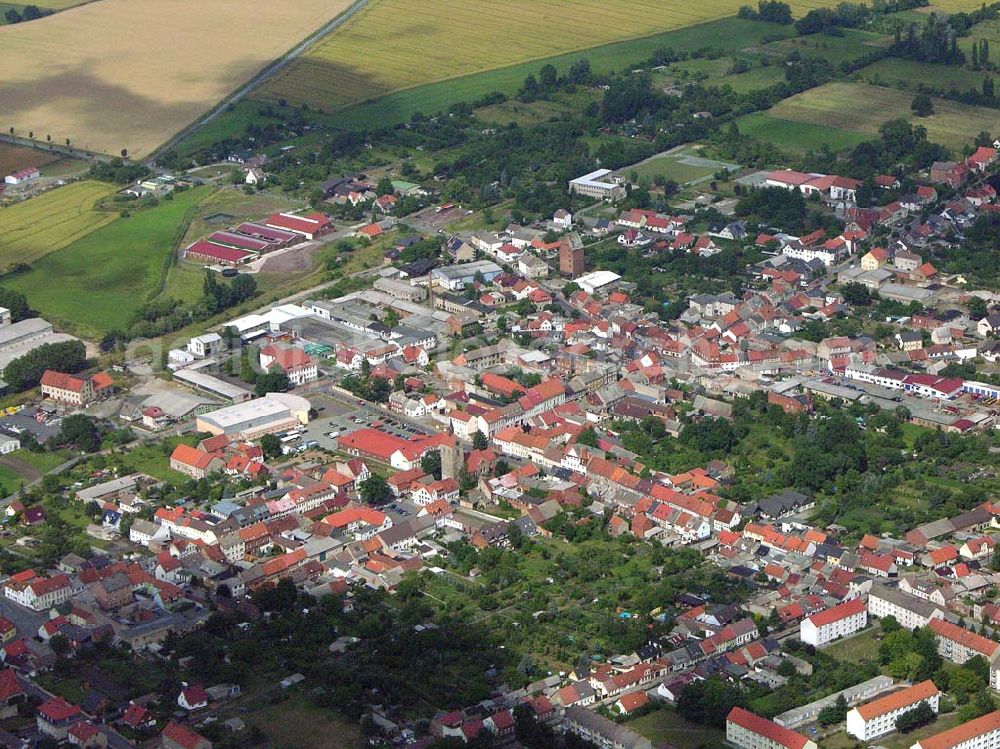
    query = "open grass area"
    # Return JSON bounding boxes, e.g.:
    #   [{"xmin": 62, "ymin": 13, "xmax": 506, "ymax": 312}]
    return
[
  {"xmin": 114, "ymin": 438, "xmax": 196, "ymax": 484},
  {"xmin": 650, "ymin": 56, "xmax": 788, "ymax": 93},
  {"xmin": 857, "ymin": 57, "xmax": 1000, "ymax": 93},
  {"xmin": 766, "ymin": 81, "xmax": 999, "ymax": 150},
  {"xmin": 5, "ymin": 186, "xmax": 212, "ymax": 337},
  {"xmin": 736, "ymin": 111, "xmax": 873, "ymax": 152},
  {"xmin": 755, "ymin": 27, "xmax": 892, "ymax": 66},
  {"xmin": 476, "ymin": 89, "xmax": 600, "ymax": 127},
  {"xmin": 0, "ymin": 180, "xmax": 116, "ymax": 265},
  {"xmin": 0, "ymin": 0, "xmax": 352, "ymax": 157},
  {"xmin": 630, "ymin": 707, "xmax": 726, "ymax": 749},
  {"xmin": 248, "ymin": 695, "xmax": 360, "ymax": 749},
  {"xmin": 0, "ymin": 450, "xmax": 73, "ymax": 486},
  {"xmin": 822, "ymin": 626, "xmax": 881, "ymax": 663}
]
